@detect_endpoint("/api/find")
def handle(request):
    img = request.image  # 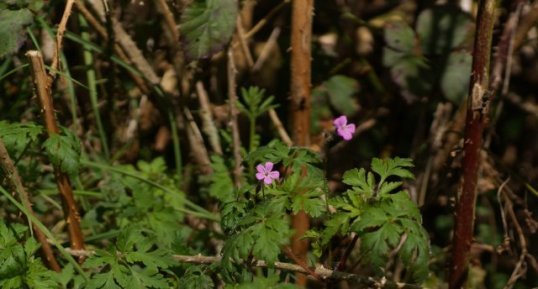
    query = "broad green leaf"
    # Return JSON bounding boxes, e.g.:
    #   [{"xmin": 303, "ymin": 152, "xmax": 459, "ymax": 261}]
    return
[
  {"xmin": 440, "ymin": 51, "xmax": 472, "ymax": 103},
  {"xmin": 384, "ymin": 21, "xmax": 416, "ymax": 53},
  {"xmin": 0, "ymin": 9, "xmax": 33, "ymax": 58},
  {"xmin": 416, "ymin": 5, "xmax": 473, "ymax": 55},
  {"xmin": 342, "ymin": 168, "xmax": 375, "ymax": 198},
  {"xmin": 180, "ymin": 0, "xmax": 238, "ymax": 61},
  {"xmin": 323, "ymin": 75, "xmax": 359, "ymax": 115}
]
